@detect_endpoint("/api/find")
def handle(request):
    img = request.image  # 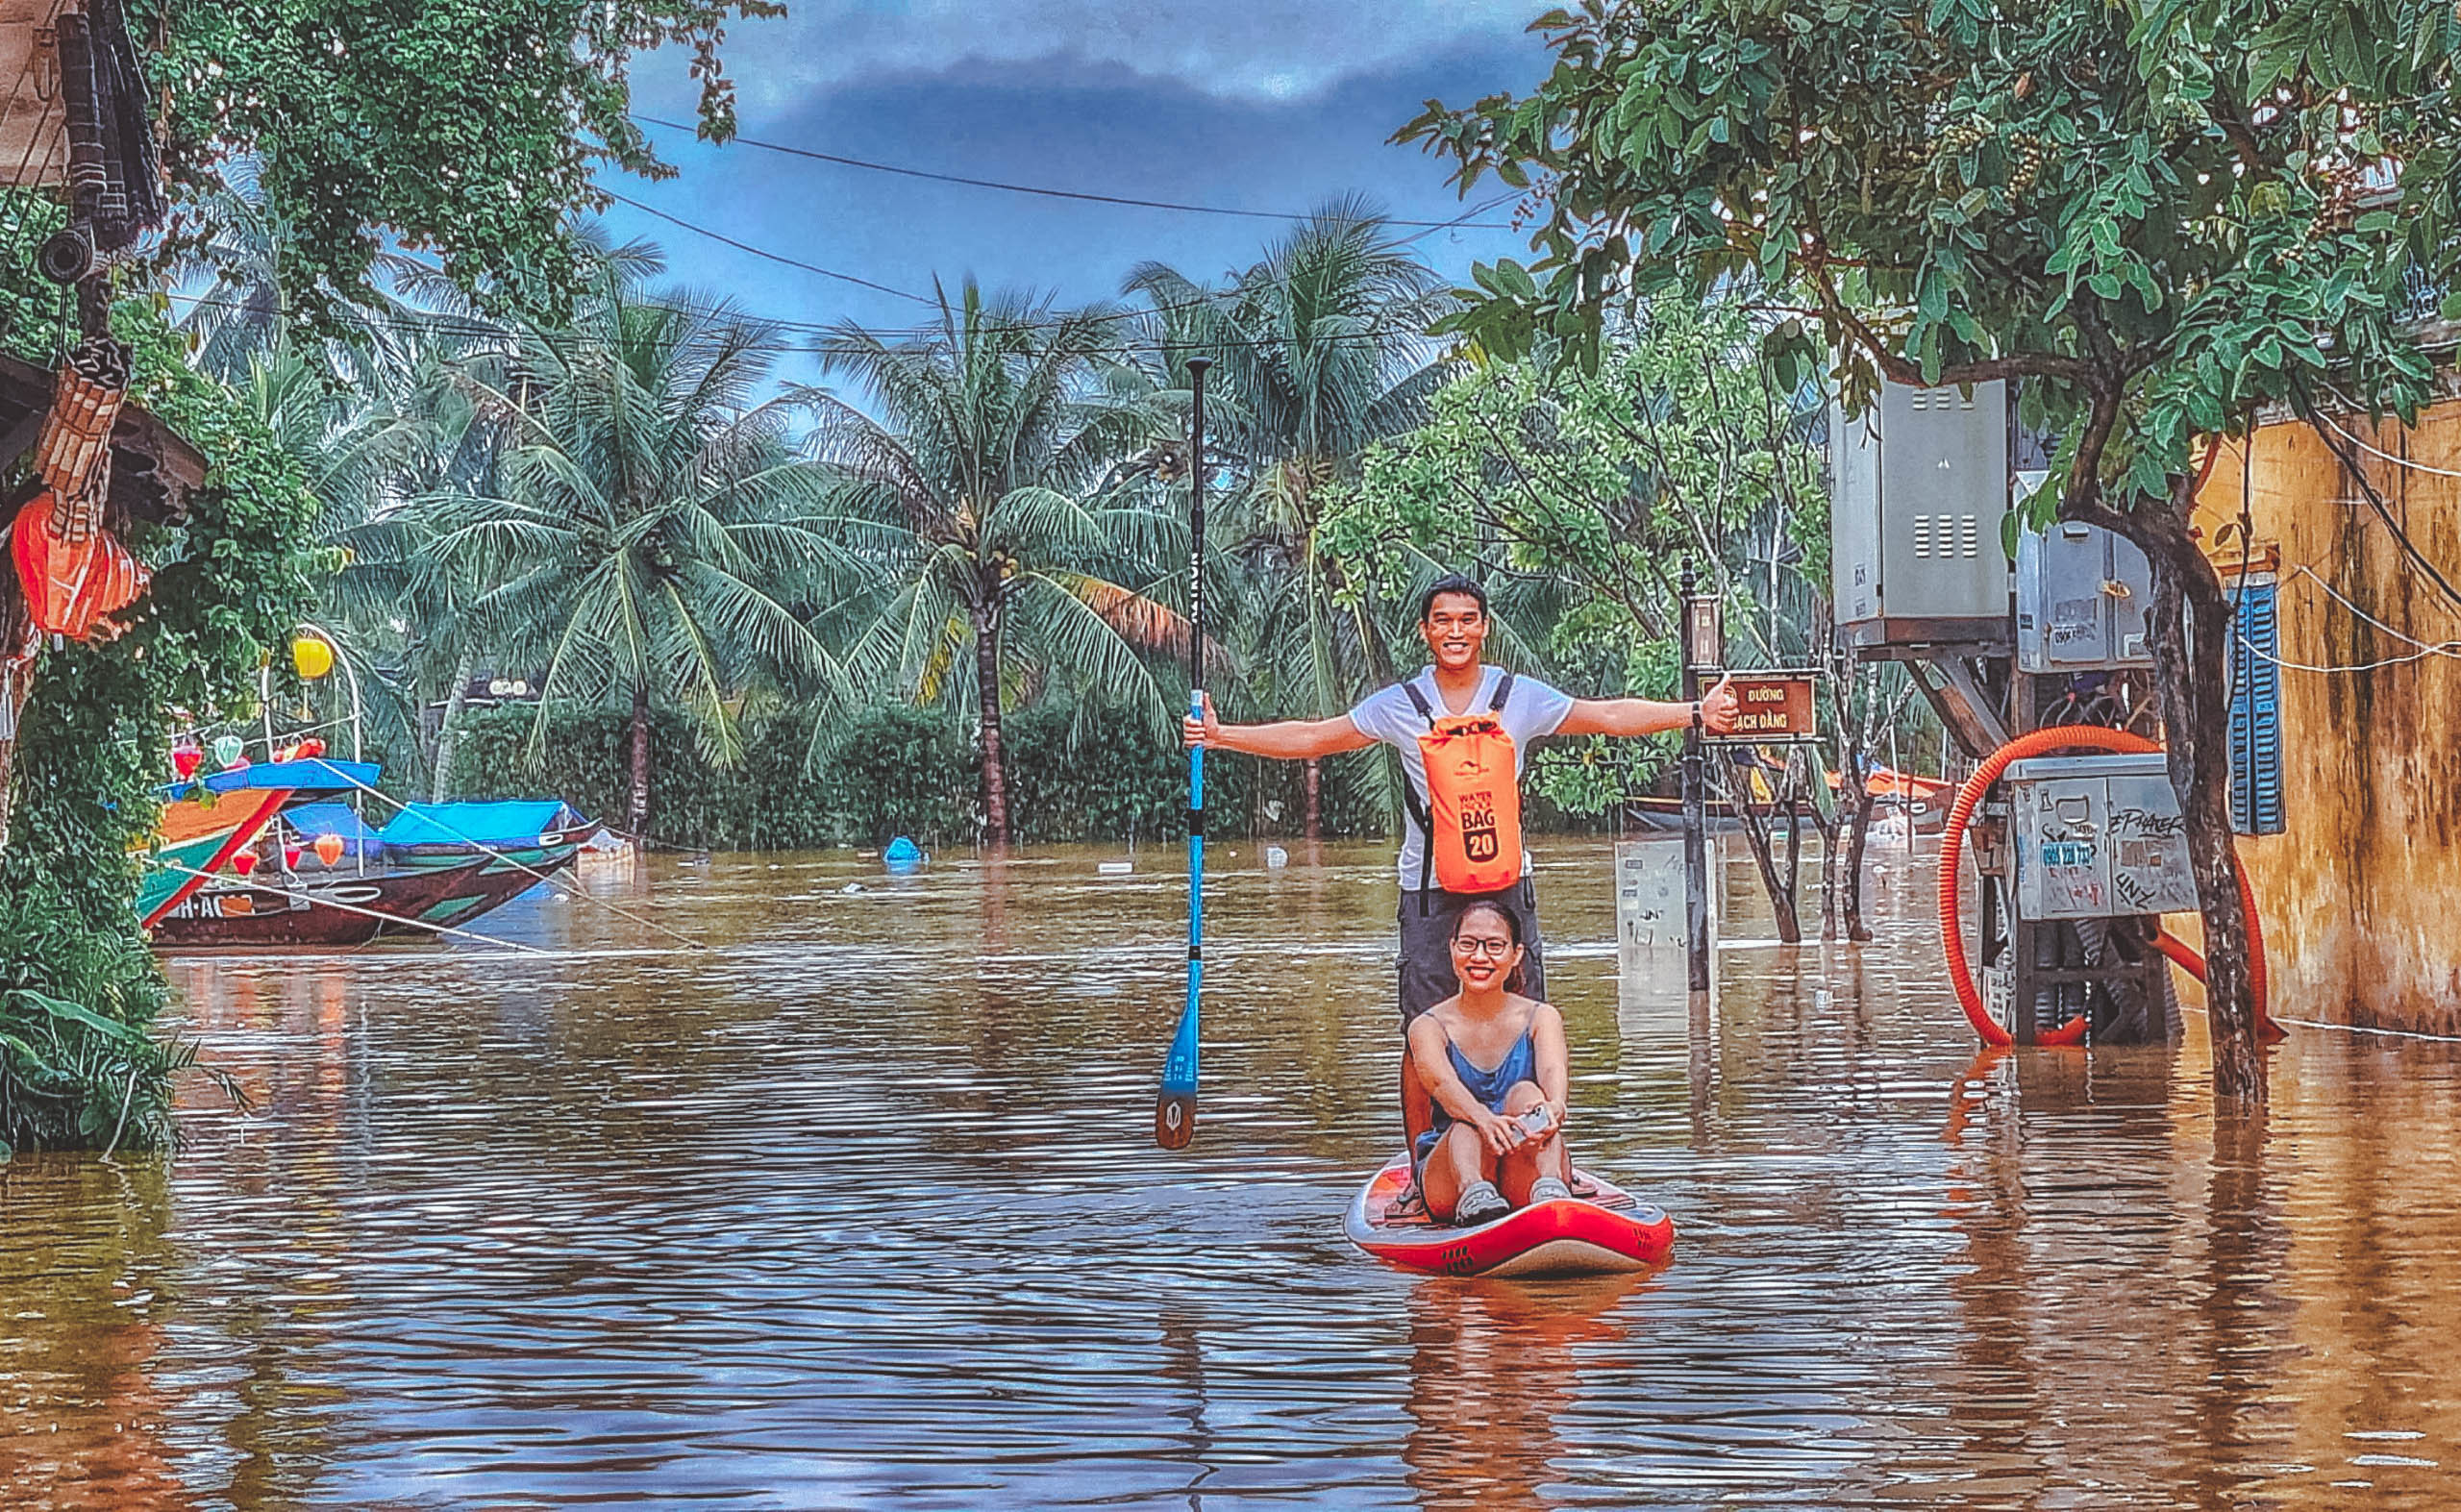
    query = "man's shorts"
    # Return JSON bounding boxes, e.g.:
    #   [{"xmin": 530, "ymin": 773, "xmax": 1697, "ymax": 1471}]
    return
[{"xmin": 1396, "ymin": 877, "xmax": 1547, "ymax": 1028}]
